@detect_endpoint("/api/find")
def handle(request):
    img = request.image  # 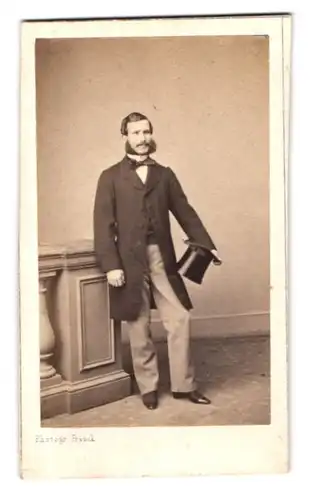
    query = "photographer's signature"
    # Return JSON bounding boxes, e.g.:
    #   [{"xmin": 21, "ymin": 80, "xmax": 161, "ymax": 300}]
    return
[{"xmin": 35, "ymin": 433, "xmax": 95, "ymax": 444}]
